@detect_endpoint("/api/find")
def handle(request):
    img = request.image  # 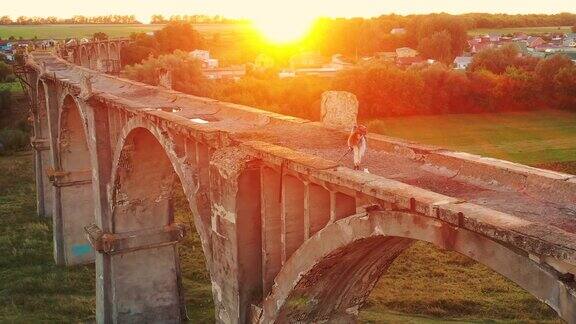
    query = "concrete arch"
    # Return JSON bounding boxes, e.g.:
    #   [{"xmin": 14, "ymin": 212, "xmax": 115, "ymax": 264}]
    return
[
  {"xmin": 107, "ymin": 119, "xmax": 216, "ymax": 322},
  {"xmin": 88, "ymin": 45, "xmax": 98, "ymax": 70},
  {"xmin": 98, "ymin": 42, "xmax": 108, "ymax": 61},
  {"xmin": 33, "ymin": 80, "xmax": 54, "ymax": 218},
  {"xmin": 79, "ymin": 45, "xmax": 89, "ymax": 68},
  {"xmin": 36, "ymin": 80, "xmax": 49, "ymax": 139},
  {"xmin": 110, "ymin": 117, "xmax": 213, "ymax": 258},
  {"xmin": 260, "ymin": 210, "xmax": 576, "ymax": 323},
  {"xmin": 53, "ymin": 93, "xmax": 96, "ymax": 265},
  {"xmin": 109, "ymin": 42, "xmax": 120, "ymax": 61}
]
